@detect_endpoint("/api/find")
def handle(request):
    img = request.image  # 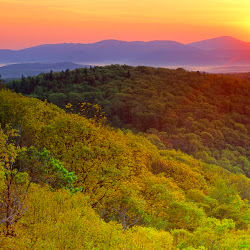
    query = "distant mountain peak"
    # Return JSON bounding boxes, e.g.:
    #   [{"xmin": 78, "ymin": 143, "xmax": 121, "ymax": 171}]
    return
[
  {"xmin": 187, "ymin": 36, "xmax": 250, "ymax": 50},
  {"xmin": 213, "ymin": 35, "xmax": 237, "ymax": 40}
]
